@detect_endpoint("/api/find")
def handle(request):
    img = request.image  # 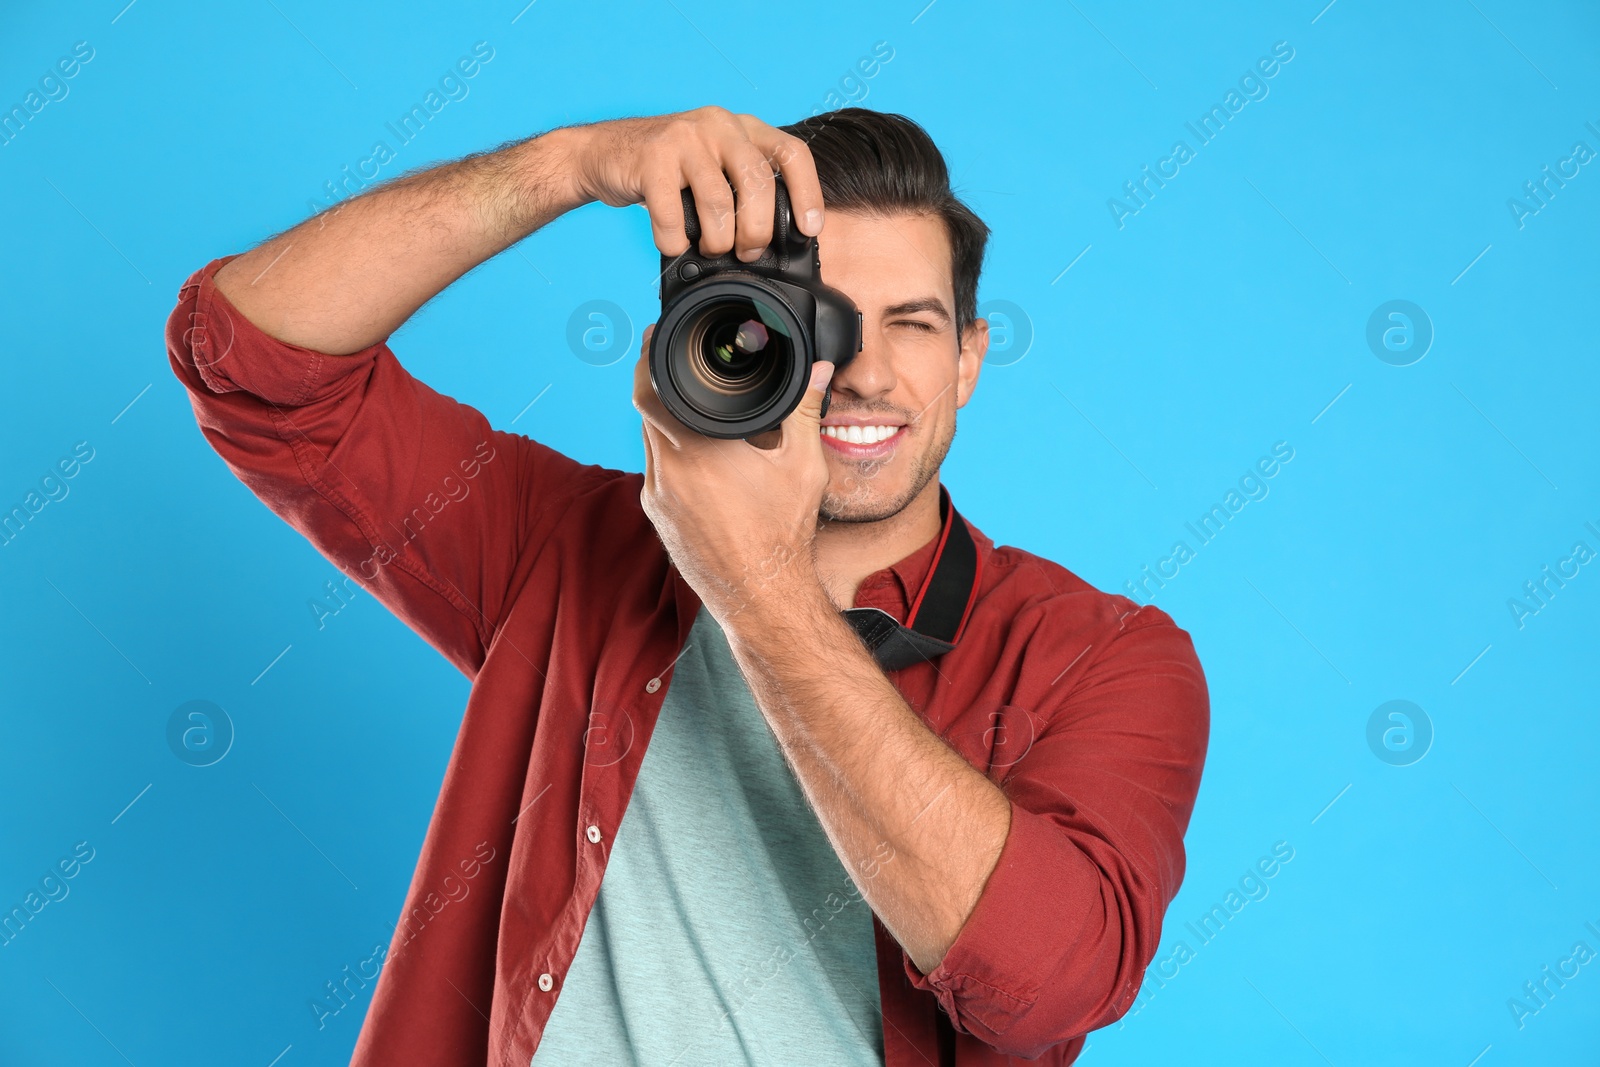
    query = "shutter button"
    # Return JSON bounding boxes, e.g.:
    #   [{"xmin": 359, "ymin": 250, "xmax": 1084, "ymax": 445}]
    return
[
  {"xmin": 585, "ymin": 824, "xmax": 602, "ymax": 844},
  {"xmin": 538, "ymin": 973, "xmax": 554, "ymax": 992}
]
